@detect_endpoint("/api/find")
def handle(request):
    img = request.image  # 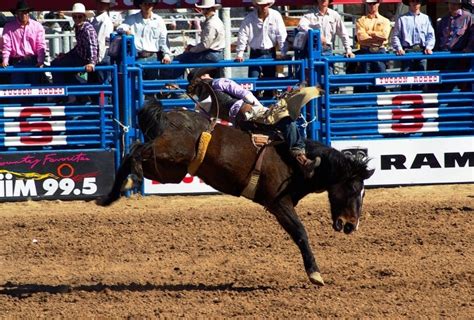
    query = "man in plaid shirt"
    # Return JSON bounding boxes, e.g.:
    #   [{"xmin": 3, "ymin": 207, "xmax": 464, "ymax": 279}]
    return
[{"xmin": 51, "ymin": 3, "xmax": 98, "ymax": 85}]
